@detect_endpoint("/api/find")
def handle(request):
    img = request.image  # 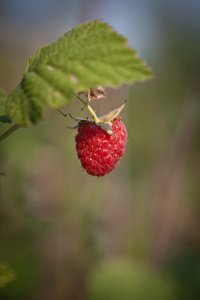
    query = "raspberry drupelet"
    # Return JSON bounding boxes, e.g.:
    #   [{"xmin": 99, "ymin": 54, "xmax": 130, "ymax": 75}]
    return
[{"xmin": 75, "ymin": 118, "xmax": 127, "ymax": 176}]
